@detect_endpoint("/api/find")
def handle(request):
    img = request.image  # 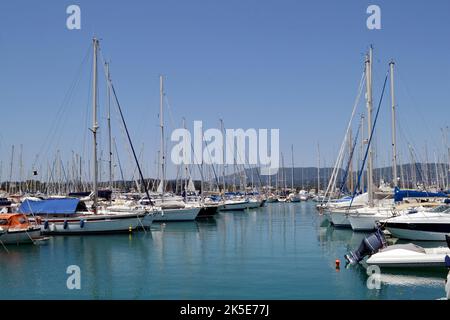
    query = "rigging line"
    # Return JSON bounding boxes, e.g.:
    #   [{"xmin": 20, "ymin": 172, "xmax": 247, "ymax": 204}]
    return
[
  {"xmin": 348, "ymin": 70, "xmax": 389, "ymax": 211},
  {"xmin": 338, "ymin": 120, "xmax": 362, "ymax": 195},
  {"xmin": 396, "ymin": 66, "xmax": 440, "ymax": 151},
  {"xmin": 33, "ymin": 43, "xmax": 92, "ymax": 169},
  {"xmin": 323, "ymin": 67, "xmax": 366, "ymax": 204},
  {"xmin": 113, "ymin": 138, "xmax": 125, "ymax": 185},
  {"xmin": 101, "ymin": 57, "xmax": 154, "ymax": 206}
]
